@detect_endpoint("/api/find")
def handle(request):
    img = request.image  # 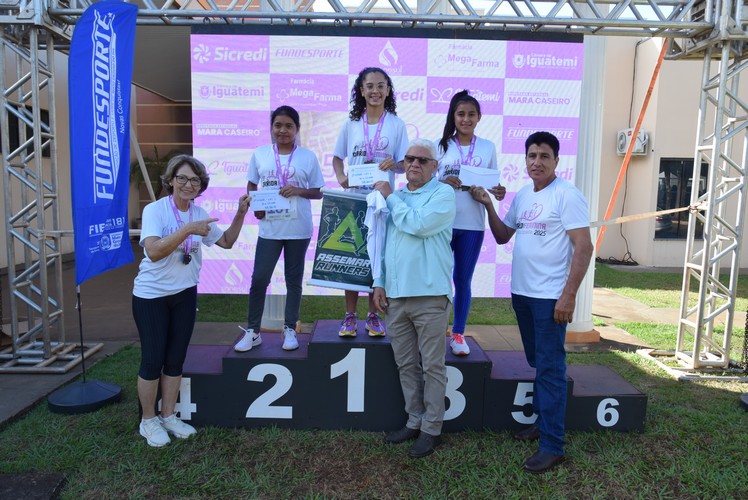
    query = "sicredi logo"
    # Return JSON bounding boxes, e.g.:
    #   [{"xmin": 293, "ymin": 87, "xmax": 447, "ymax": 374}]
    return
[
  {"xmin": 192, "ymin": 44, "xmax": 268, "ymax": 64},
  {"xmin": 193, "ymin": 44, "xmax": 211, "ymax": 63},
  {"xmin": 512, "ymin": 53, "xmax": 578, "ymax": 70}
]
